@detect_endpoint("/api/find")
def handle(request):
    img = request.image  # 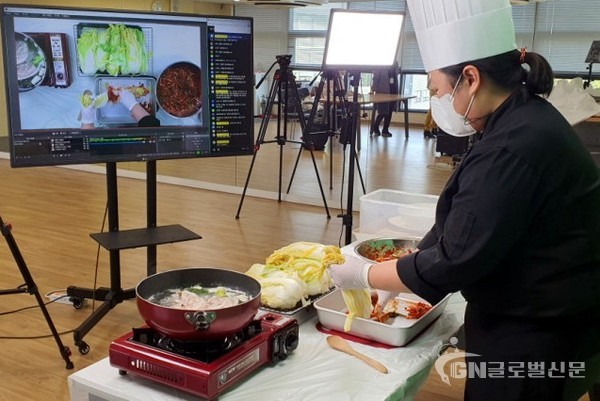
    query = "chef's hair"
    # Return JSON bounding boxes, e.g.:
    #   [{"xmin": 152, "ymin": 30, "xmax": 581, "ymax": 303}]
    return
[{"xmin": 440, "ymin": 49, "xmax": 554, "ymax": 97}]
